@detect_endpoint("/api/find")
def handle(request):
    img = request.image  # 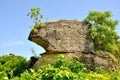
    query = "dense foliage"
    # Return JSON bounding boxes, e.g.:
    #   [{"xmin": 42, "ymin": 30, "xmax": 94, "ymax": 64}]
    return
[
  {"xmin": 0, "ymin": 54, "xmax": 27, "ymax": 79},
  {"xmin": 0, "ymin": 54, "xmax": 120, "ymax": 80},
  {"xmin": 84, "ymin": 11, "xmax": 120, "ymax": 53},
  {"xmin": 19, "ymin": 55, "xmax": 120, "ymax": 80}
]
